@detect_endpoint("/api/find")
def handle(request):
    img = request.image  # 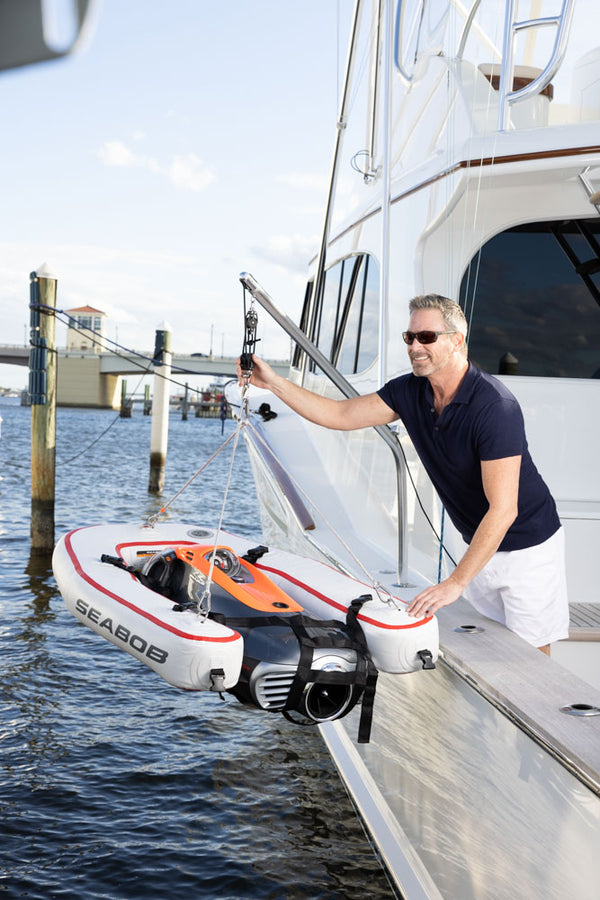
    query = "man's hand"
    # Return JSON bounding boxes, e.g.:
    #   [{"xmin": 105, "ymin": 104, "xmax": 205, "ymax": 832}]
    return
[
  {"xmin": 407, "ymin": 576, "xmax": 464, "ymax": 618},
  {"xmin": 236, "ymin": 354, "xmax": 277, "ymax": 390}
]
